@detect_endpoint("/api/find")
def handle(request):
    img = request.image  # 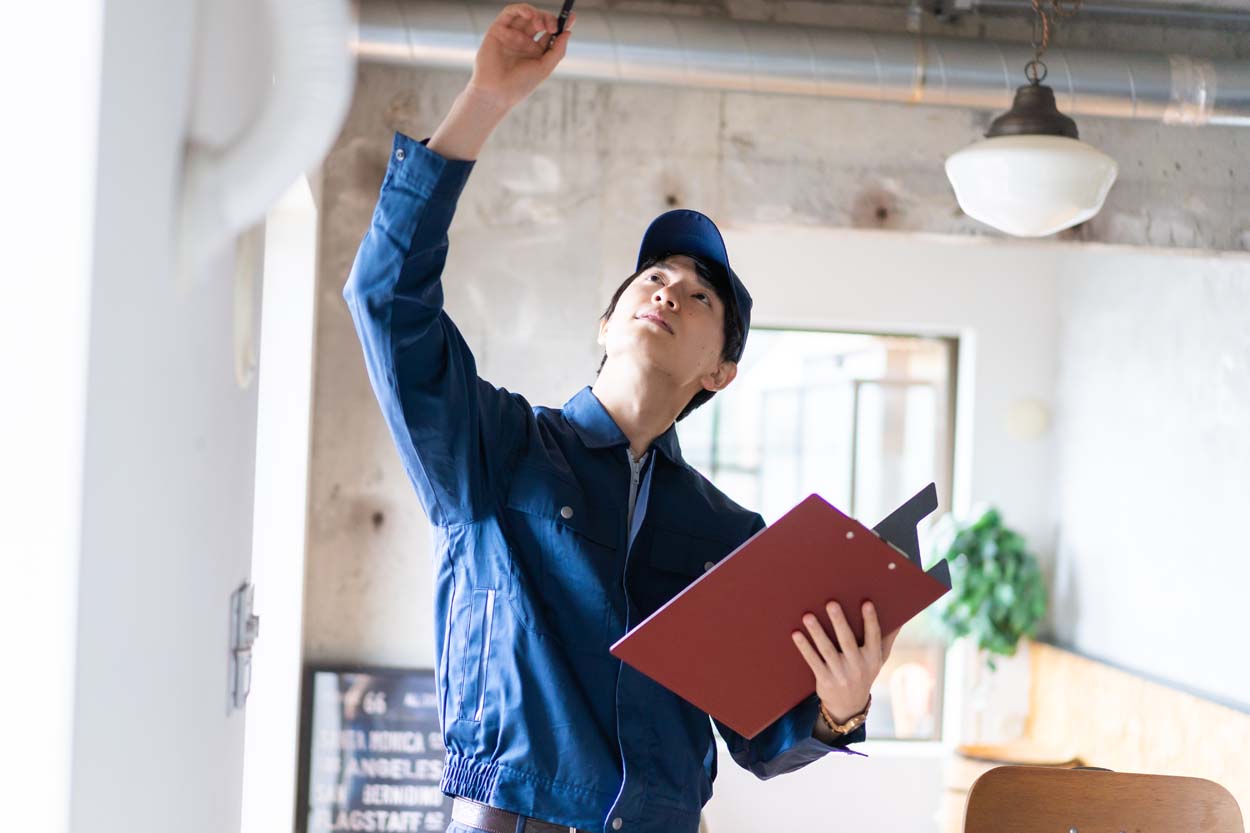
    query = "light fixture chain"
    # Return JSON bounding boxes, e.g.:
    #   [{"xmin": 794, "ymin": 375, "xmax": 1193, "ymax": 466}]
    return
[
  {"xmin": 1025, "ymin": 0, "xmax": 1082, "ymax": 85},
  {"xmin": 1029, "ymin": 0, "xmax": 1050, "ymax": 60}
]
